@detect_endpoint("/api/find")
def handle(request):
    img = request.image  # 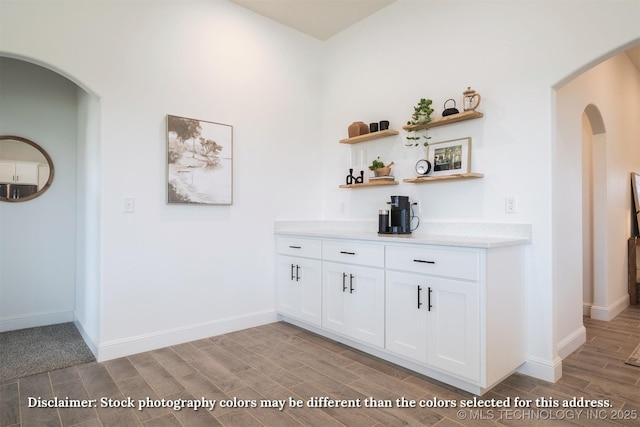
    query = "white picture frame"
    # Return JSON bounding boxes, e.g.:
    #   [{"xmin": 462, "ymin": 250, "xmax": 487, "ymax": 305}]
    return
[{"xmin": 427, "ymin": 137, "xmax": 471, "ymax": 177}]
